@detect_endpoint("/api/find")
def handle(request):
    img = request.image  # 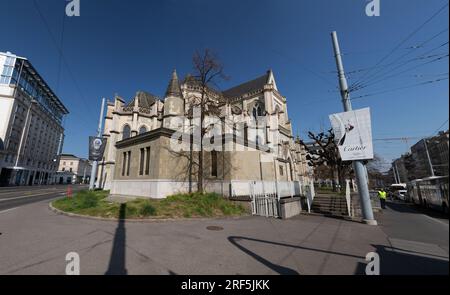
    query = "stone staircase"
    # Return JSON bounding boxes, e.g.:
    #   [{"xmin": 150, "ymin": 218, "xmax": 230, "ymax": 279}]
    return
[{"xmin": 311, "ymin": 193, "xmax": 349, "ymax": 216}]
